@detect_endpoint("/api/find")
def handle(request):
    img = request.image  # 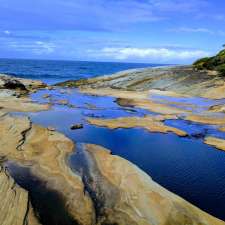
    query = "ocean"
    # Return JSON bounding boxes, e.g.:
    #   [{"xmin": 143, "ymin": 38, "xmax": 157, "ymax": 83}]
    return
[{"xmin": 0, "ymin": 58, "xmax": 164, "ymax": 84}]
